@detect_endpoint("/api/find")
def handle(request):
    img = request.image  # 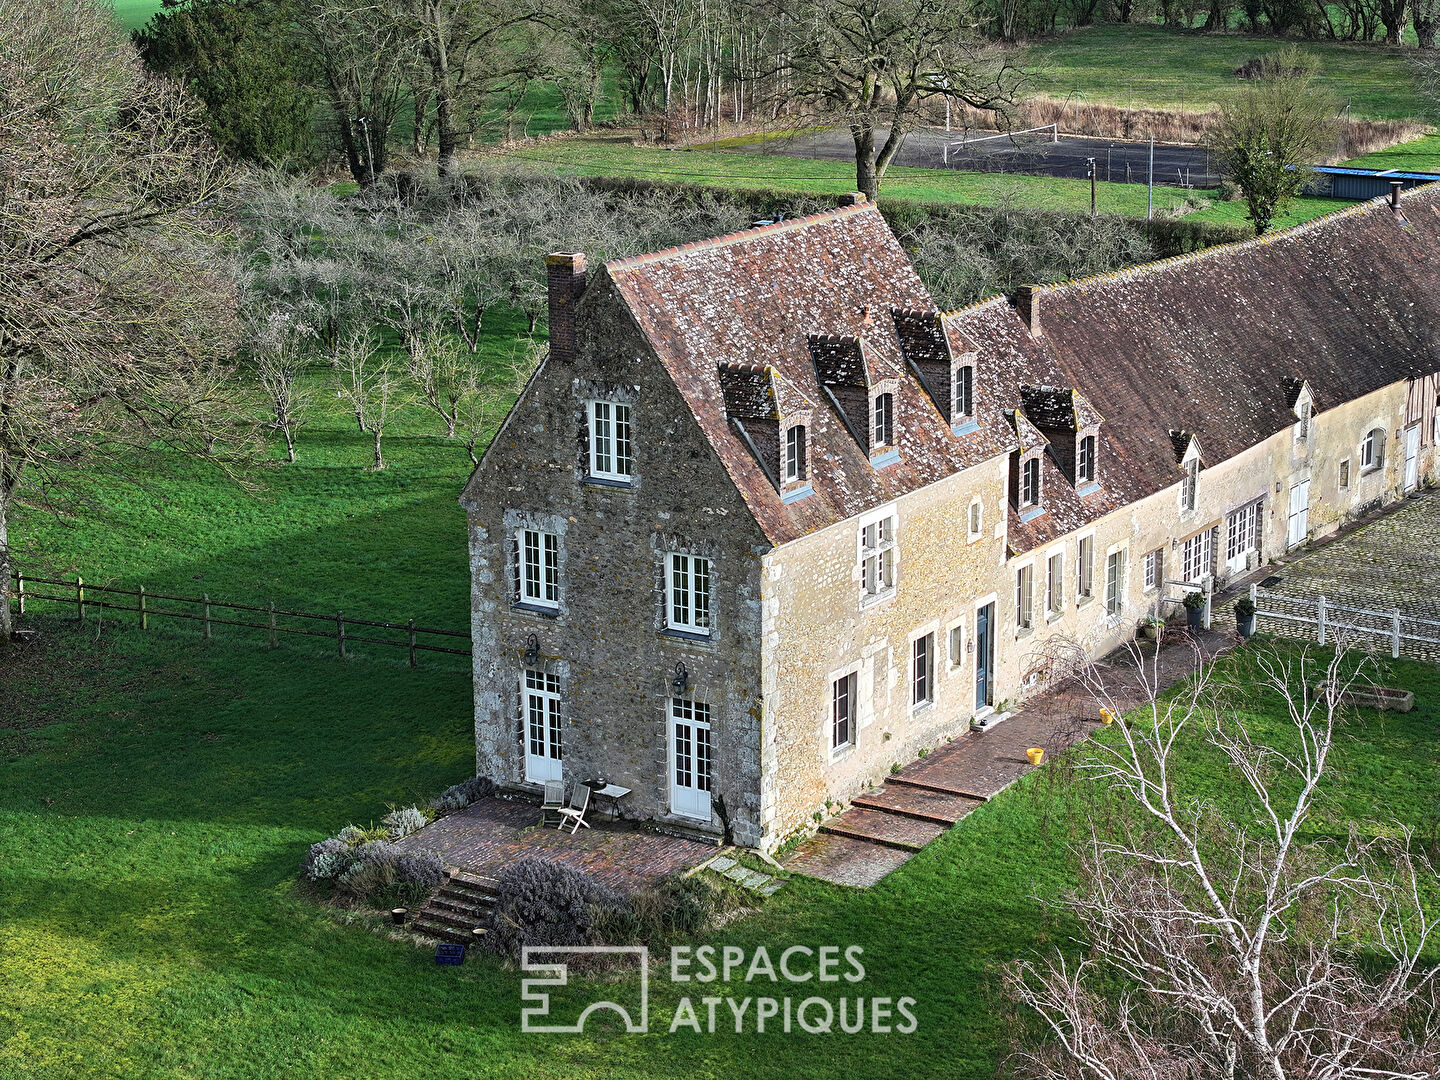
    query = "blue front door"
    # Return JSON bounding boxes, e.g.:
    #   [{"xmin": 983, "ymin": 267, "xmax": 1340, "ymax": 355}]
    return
[{"xmin": 975, "ymin": 603, "xmax": 994, "ymax": 710}]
